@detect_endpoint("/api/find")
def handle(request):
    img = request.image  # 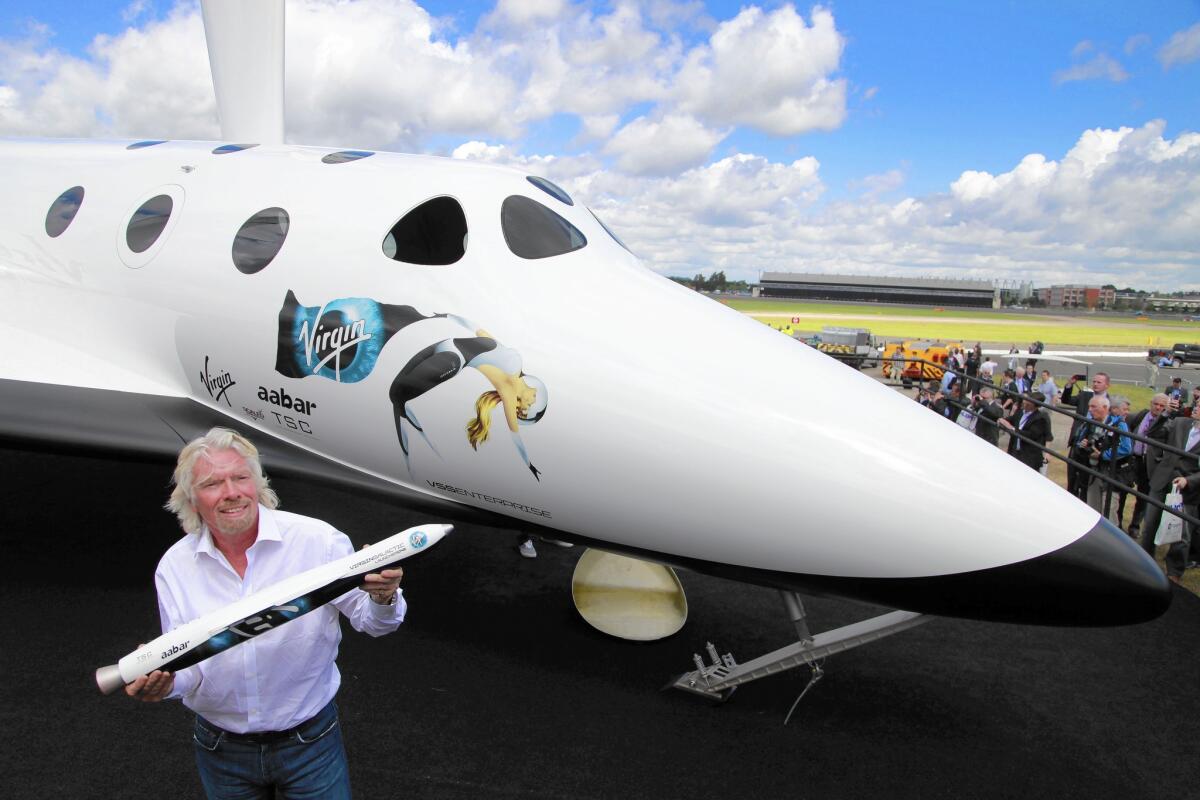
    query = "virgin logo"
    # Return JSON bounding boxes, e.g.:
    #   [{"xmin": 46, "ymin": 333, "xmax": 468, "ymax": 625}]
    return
[{"xmin": 201, "ymin": 356, "xmax": 236, "ymax": 406}]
